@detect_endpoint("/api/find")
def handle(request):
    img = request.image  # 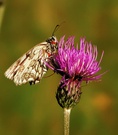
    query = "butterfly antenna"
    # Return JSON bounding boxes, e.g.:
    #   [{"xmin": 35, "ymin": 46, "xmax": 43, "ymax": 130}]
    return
[
  {"xmin": 52, "ymin": 21, "xmax": 65, "ymax": 36},
  {"xmin": 52, "ymin": 25, "xmax": 60, "ymax": 36}
]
